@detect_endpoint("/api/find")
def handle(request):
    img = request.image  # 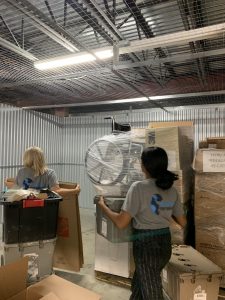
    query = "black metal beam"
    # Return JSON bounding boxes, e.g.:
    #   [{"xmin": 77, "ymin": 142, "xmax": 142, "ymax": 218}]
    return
[
  {"xmin": 177, "ymin": 0, "xmax": 207, "ymax": 86},
  {"xmin": 123, "ymin": 0, "xmax": 176, "ymax": 77},
  {"xmin": 117, "ymin": 13, "xmax": 132, "ymax": 29},
  {"xmin": 66, "ymin": 0, "xmax": 114, "ymax": 44},
  {"xmin": 63, "ymin": 0, "xmax": 67, "ymax": 27},
  {"xmin": 103, "ymin": 0, "xmax": 113, "ymax": 22},
  {"xmin": 44, "ymin": 0, "xmax": 56, "ymax": 22}
]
